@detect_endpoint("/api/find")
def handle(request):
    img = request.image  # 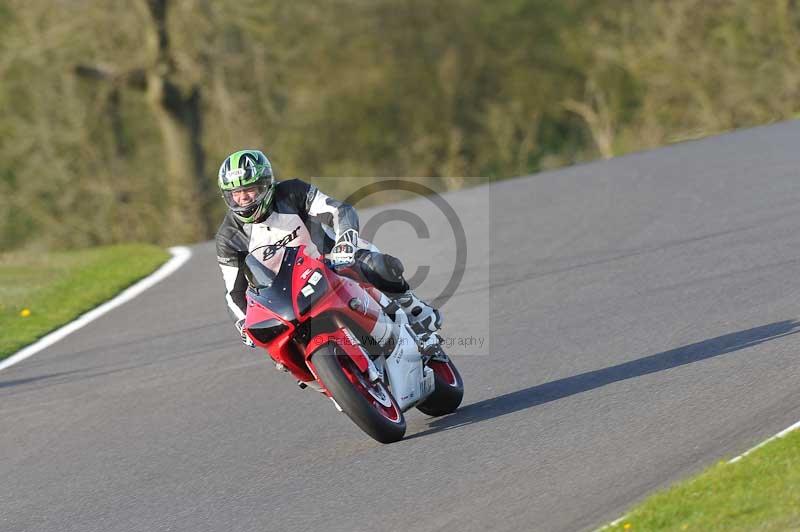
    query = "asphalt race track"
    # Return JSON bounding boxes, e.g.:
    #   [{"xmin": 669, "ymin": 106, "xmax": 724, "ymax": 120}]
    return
[{"xmin": 3, "ymin": 121, "xmax": 800, "ymax": 531}]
